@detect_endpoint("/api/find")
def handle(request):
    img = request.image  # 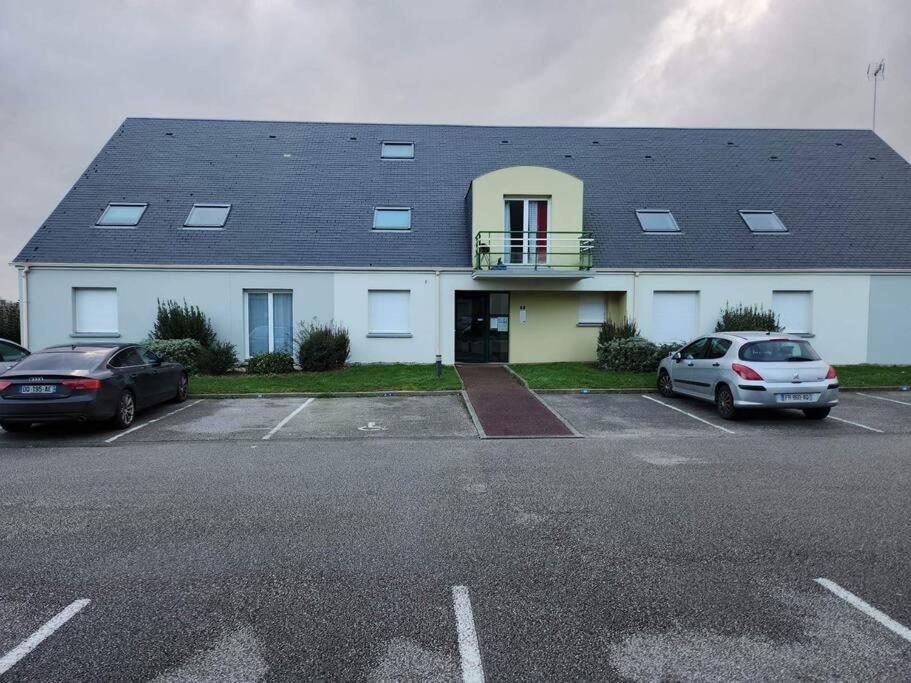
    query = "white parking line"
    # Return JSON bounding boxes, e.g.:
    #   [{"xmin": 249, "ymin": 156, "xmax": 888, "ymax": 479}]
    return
[
  {"xmin": 815, "ymin": 578, "xmax": 911, "ymax": 643},
  {"xmin": 856, "ymin": 392, "xmax": 911, "ymax": 407},
  {"xmin": 104, "ymin": 399, "xmax": 203, "ymax": 443},
  {"xmin": 640, "ymin": 395, "xmax": 736, "ymax": 434},
  {"xmin": 262, "ymin": 398, "xmax": 314, "ymax": 440},
  {"xmin": 0, "ymin": 599, "xmax": 90, "ymax": 675},
  {"xmin": 827, "ymin": 415, "xmax": 884, "ymax": 433},
  {"xmin": 452, "ymin": 586, "xmax": 485, "ymax": 683}
]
